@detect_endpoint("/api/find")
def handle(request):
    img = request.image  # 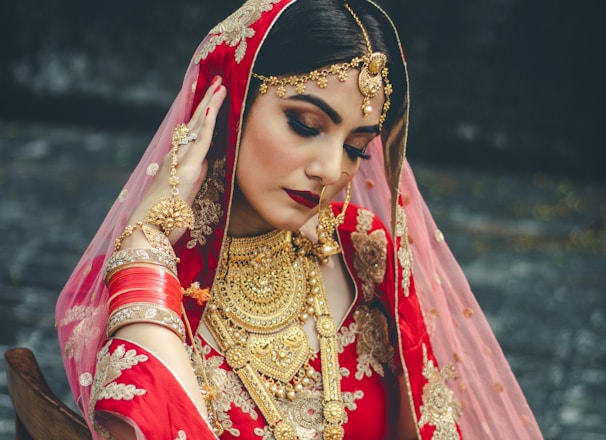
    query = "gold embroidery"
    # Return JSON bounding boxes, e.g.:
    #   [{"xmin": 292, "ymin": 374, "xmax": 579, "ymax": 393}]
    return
[
  {"xmin": 352, "ymin": 208, "xmax": 389, "ymax": 302},
  {"xmin": 175, "ymin": 430, "xmax": 187, "ymax": 440},
  {"xmin": 352, "ymin": 229, "xmax": 387, "ymax": 302},
  {"xmin": 198, "ymin": 335, "xmax": 369, "ymax": 439},
  {"xmin": 118, "ymin": 189, "xmax": 128, "ymax": 202},
  {"xmin": 418, "ymin": 344, "xmax": 461, "ymax": 440},
  {"xmin": 462, "ymin": 307, "xmax": 474, "ymax": 319},
  {"xmin": 435, "ymin": 229, "xmax": 445, "ymax": 243},
  {"xmin": 355, "ymin": 208, "xmax": 374, "ymax": 233},
  {"xmin": 89, "ymin": 342, "xmax": 148, "ymax": 425},
  {"xmin": 193, "ymin": 342, "xmax": 259, "ymax": 437},
  {"xmin": 395, "ymin": 204, "xmax": 412, "ymax": 296},
  {"xmin": 353, "ymin": 306, "xmax": 393, "ymax": 380},
  {"xmin": 62, "ymin": 306, "xmax": 104, "ymax": 360},
  {"xmin": 187, "ymin": 156, "xmax": 226, "ymax": 249},
  {"xmin": 195, "ymin": 0, "xmax": 282, "ymax": 64}
]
